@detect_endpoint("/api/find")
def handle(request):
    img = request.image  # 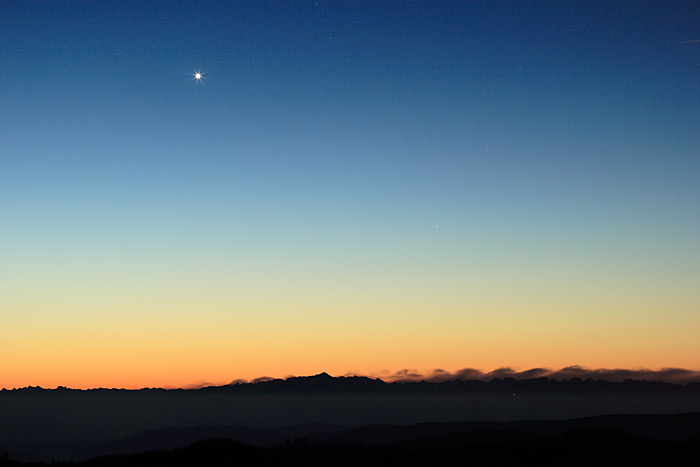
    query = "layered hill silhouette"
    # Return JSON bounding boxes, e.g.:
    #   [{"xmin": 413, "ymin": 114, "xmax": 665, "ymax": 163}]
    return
[
  {"xmin": 3, "ymin": 373, "xmax": 700, "ymax": 463},
  {"xmin": 2, "ymin": 413, "xmax": 700, "ymax": 466},
  {"xmin": 78, "ymin": 412, "xmax": 700, "ymax": 455}
]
